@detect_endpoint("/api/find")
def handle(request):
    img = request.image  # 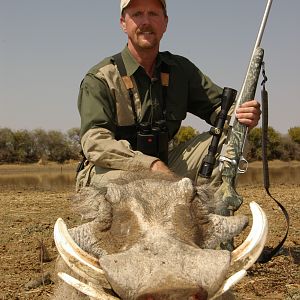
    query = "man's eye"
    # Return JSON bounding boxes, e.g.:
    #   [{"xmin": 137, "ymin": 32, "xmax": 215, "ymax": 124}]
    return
[
  {"xmin": 132, "ymin": 12, "xmax": 142, "ymax": 17},
  {"xmin": 149, "ymin": 12, "xmax": 159, "ymax": 17}
]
